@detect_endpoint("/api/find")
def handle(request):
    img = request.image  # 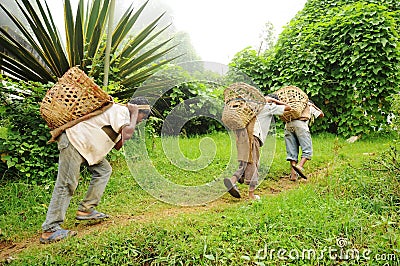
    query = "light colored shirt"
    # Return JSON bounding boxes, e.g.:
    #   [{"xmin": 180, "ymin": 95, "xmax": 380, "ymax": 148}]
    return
[
  {"xmin": 66, "ymin": 104, "xmax": 130, "ymax": 165},
  {"xmin": 310, "ymin": 105, "xmax": 322, "ymax": 120},
  {"xmin": 253, "ymin": 103, "xmax": 286, "ymax": 145}
]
